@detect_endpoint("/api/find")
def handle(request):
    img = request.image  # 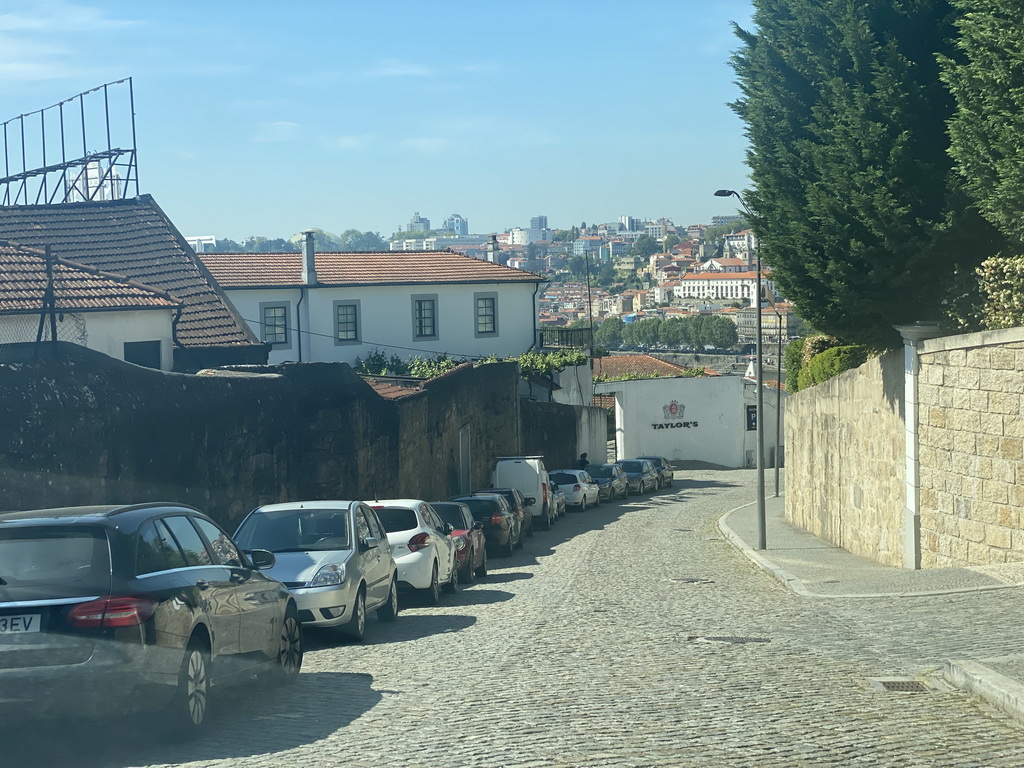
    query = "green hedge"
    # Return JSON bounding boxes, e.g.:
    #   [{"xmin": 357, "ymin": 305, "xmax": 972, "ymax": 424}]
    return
[{"xmin": 797, "ymin": 345, "xmax": 871, "ymax": 389}]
